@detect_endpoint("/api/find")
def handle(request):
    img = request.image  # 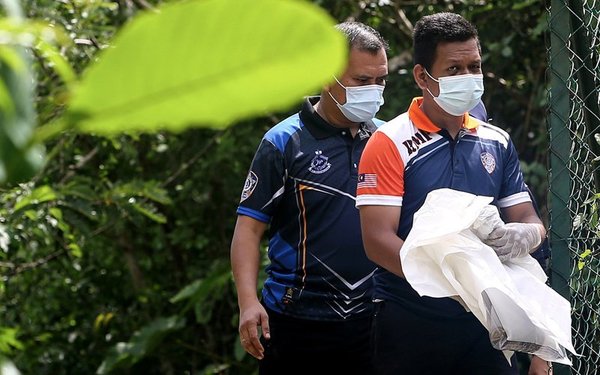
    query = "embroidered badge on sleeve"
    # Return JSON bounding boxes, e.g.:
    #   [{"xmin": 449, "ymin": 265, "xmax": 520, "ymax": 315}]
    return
[{"xmin": 240, "ymin": 171, "xmax": 258, "ymax": 202}]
